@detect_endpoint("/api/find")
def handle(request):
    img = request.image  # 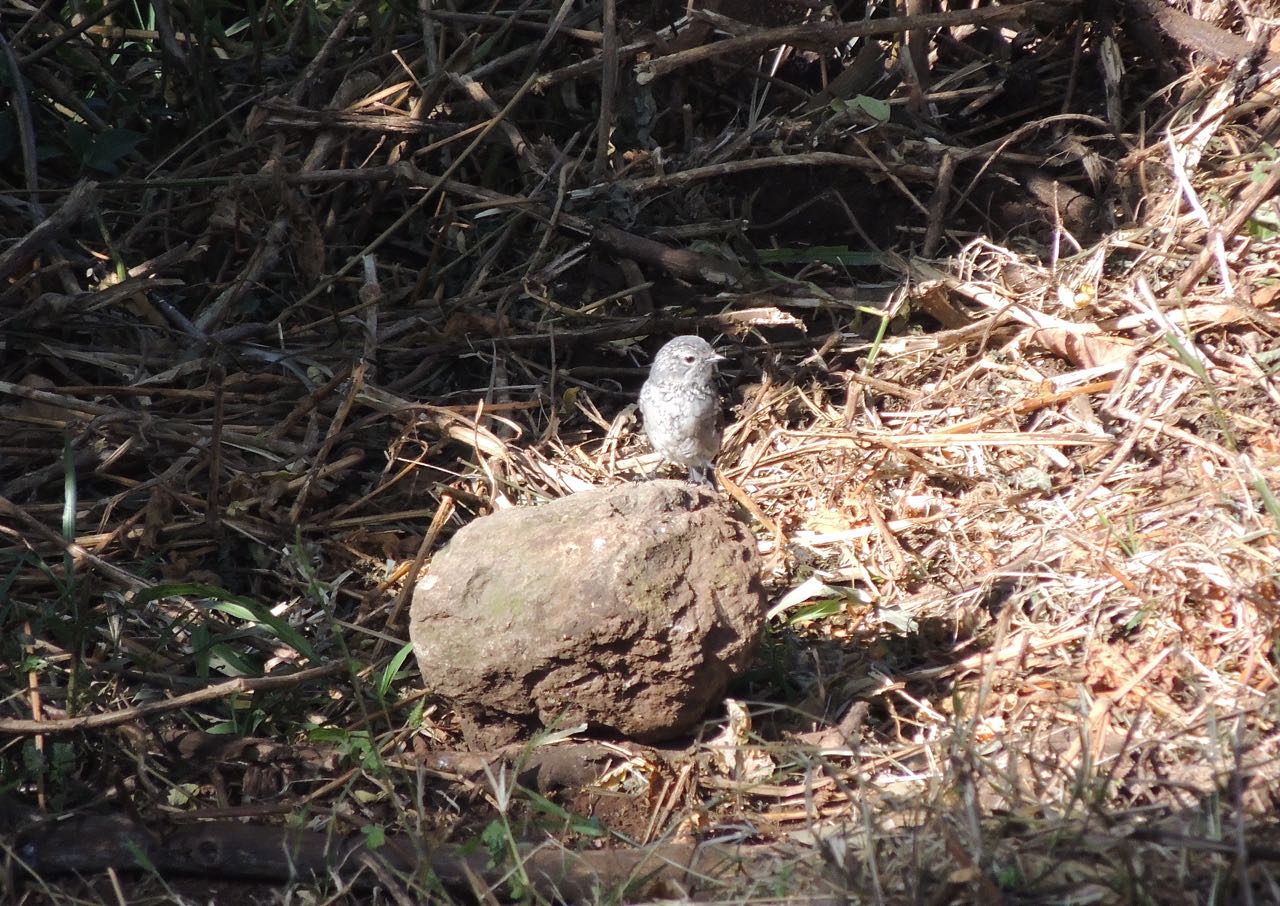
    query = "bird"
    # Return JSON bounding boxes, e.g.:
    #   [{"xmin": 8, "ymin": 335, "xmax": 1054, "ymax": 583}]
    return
[{"xmin": 638, "ymin": 335, "xmax": 726, "ymax": 485}]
